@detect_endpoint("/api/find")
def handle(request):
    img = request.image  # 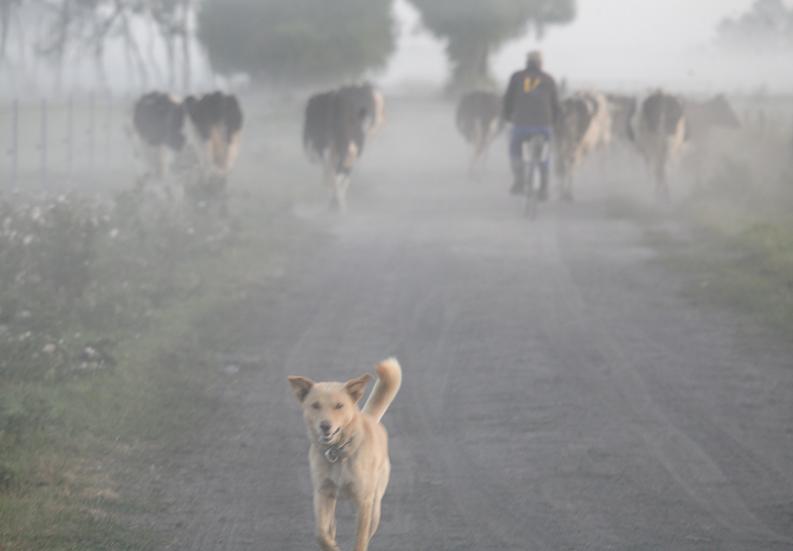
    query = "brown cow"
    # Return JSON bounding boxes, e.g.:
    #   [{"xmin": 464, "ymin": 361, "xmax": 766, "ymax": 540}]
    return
[{"xmin": 682, "ymin": 95, "xmax": 741, "ymax": 187}]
